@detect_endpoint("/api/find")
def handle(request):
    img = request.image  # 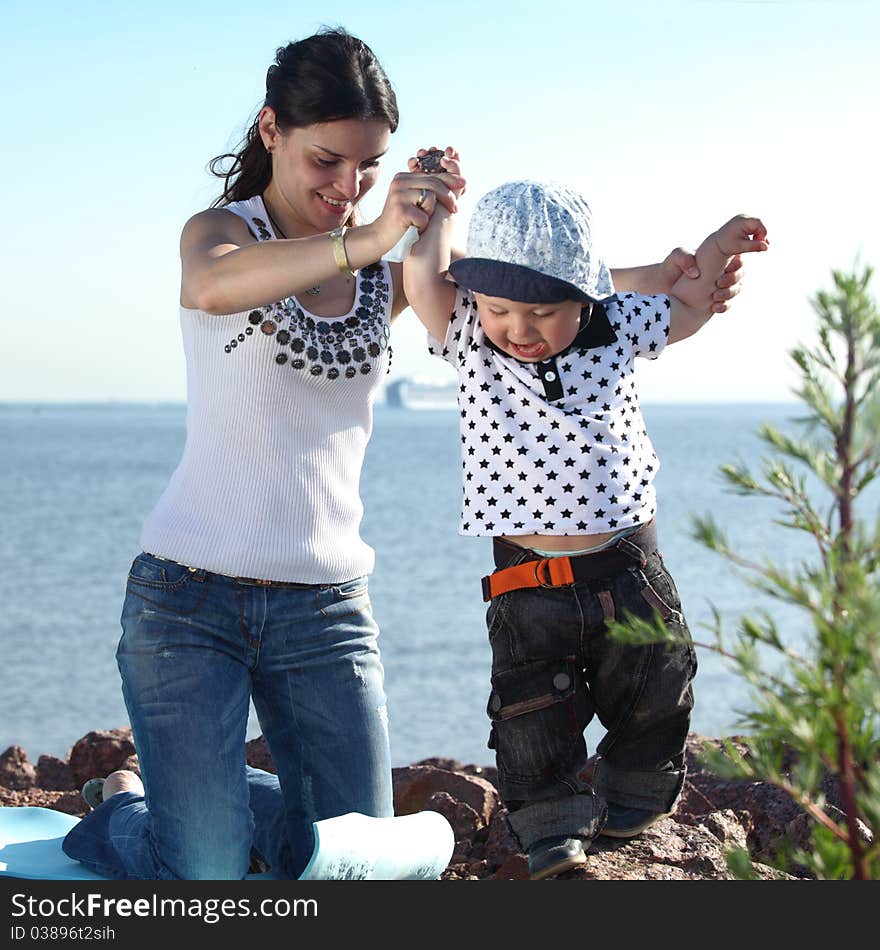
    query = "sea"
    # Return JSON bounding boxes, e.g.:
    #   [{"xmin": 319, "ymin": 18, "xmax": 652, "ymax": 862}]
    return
[{"xmin": 0, "ymin": 401, "xmax": 838, "ymax": 768}]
